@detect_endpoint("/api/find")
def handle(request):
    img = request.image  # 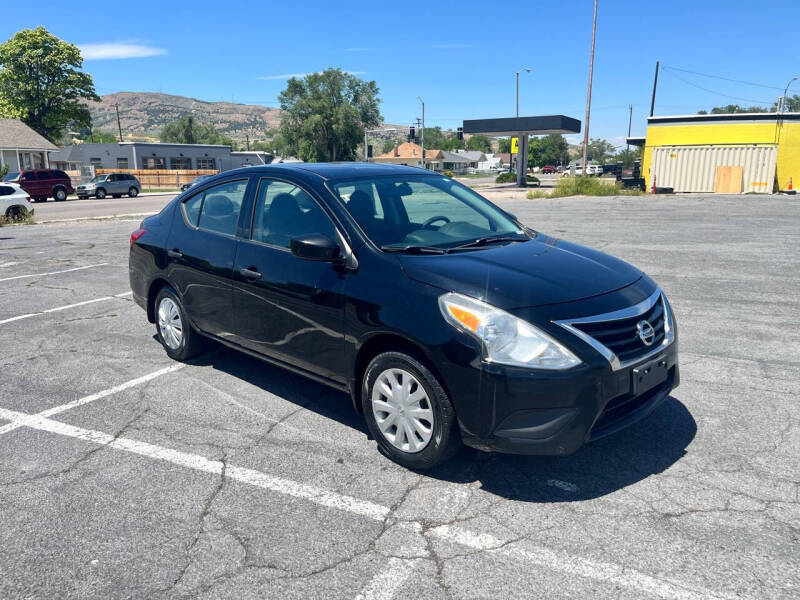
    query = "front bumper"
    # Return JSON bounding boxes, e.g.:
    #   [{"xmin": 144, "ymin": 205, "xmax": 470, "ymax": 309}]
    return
[{"xmin": 459, "ymin": 340, "xmax": 679, "ymax": 455}]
